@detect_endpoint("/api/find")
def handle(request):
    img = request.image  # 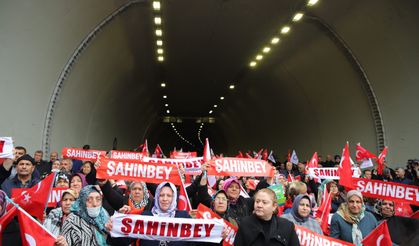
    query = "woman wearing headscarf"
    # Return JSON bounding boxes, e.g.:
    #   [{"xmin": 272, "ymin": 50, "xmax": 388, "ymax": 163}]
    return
[
  {"xmin": 80, "ymin": 161, "xmax": 97, "ymax": 185},
  {"xmin": 57, "ymin": 185, "xmax": 110, "ymax": 246},
  {"xmin": 140, "ymin": 181, "xmax": 192, "ymax": 246},
  {"xmin": 69, "ymin": 173, "xmax": 88, "ymax": 193},
  {"xmin": 330, "ymin": 190, "xmax": 377, "ymax": 245},
  {"xmin": 281, "ymin": 194, "xmax": 323, "ymax": 234},
  {"xmin": 223, "ymin": 177, "xmax": 253, "ymax": 226},
  {"xmin": 43, "ymin": 189, "xmax": 78, "ymax": 236},
  {"xmin": 101, "ymin": 180, "xmax": 153, "ymax": 214}
]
